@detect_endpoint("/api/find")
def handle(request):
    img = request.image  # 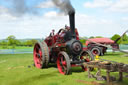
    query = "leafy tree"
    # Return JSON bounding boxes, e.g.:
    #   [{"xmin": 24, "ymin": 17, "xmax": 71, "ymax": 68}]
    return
[
  {"xmin": 1, "ymin": 41, "xmax": 8, "ymax": 49},
  {"xmin": 31, "ymin": 39, "xmax": 37, "ymax": 46},
  {"xmin": 7, "ymin": 35, "xmax": 16, "ymax": 45},
  {"xmin": 121, "ymin": 34, "xmax": 128, "ymax": 44},
  {"xmin": 89, "ymin": 36, "xmax": 103, "ymax": 39},
  {"xmin": 89, "ymin": 36, "xmax": 95, "ymax": 39},
  {"xmin": 6, "ymin": 35, "xmax": 17, "ymax": 49},
  {"xmin": 25, "ymin": 39, "xmax": 37, "ymax": 47},
  {"xmin": 111, "ymin": 34, "xmax": 121, "ymax": 44},
  {"xmin": 15, "ymin": 40, "xmax": 21, "ymax": 46},
  {"xmin": 95, "ymin": 36, "xmax": 103, "ymax": 38},
  {"xmin": 122, "ymin": 34, "xmax": 128, "ymax": 41},
  {"xmin": 80, "ymin": 39, "xmax": 86, "ymax": 45}
]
